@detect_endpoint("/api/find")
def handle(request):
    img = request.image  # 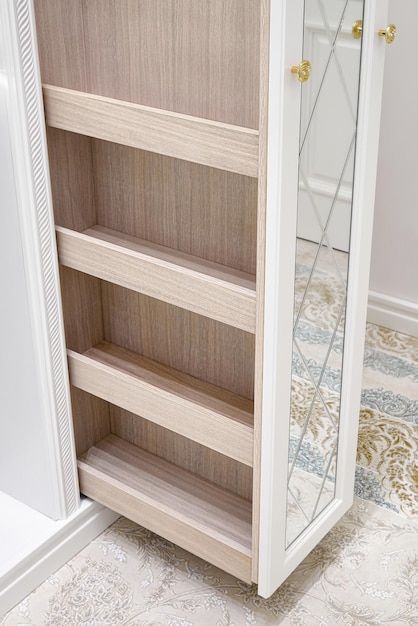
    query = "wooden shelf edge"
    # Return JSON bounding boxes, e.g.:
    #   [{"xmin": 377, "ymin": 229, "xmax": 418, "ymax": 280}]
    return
[
  {"xmin": 56, "ymin": 225, "xmax": 256, "ymax": 333},
  {"xmin": 78, "ymin": 435, "xmax": 253, "ymax": 582},
  {"xmin": 68, "ymin": 342, "xmax": 254, "ymax": 467},
  {"xmin": 43, "ymin": 84, "xmax": 259, "ymax": 177}
]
